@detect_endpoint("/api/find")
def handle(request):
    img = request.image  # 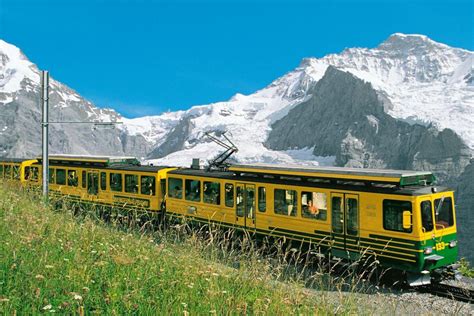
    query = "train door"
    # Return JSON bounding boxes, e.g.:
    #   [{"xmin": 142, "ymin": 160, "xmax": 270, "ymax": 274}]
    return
[
  {"xmin": 87, "ymin": 171, "xmax": 99, "ymax": 198},
  {"xmin": 236, "ymin": 183, "xmax": 256, "ymax": 231},
  {"xmin": 330, "ymin": 192, "xmax": 360, "ymax": 259}
]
